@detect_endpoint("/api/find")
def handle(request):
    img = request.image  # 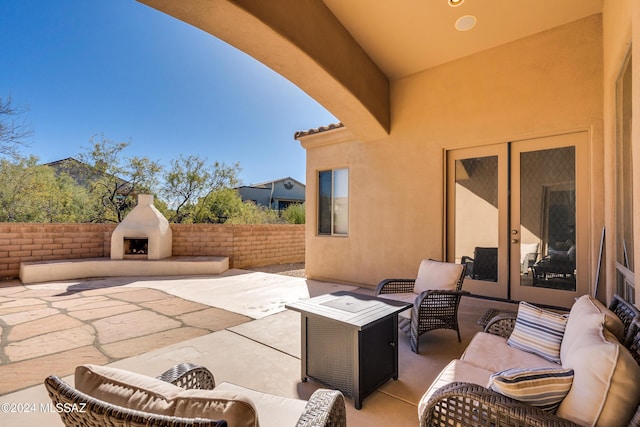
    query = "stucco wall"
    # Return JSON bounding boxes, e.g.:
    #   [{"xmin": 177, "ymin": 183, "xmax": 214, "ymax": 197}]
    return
[
  {"xmin": 0, "ymin": 223, "xmax": 304, "ymax": 280},
  {"xmin": 304, "ymin": 14, "xmax": 604, "ymax": 288}
]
